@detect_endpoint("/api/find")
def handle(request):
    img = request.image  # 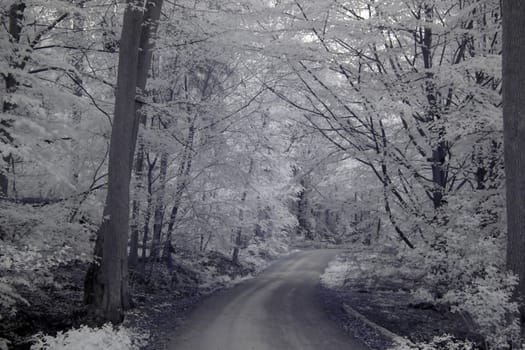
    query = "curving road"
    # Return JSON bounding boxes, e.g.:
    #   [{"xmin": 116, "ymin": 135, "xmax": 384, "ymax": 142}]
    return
[{"xmin": 167, "ymin": 249, "xmax": 369, "ymax": 350}]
